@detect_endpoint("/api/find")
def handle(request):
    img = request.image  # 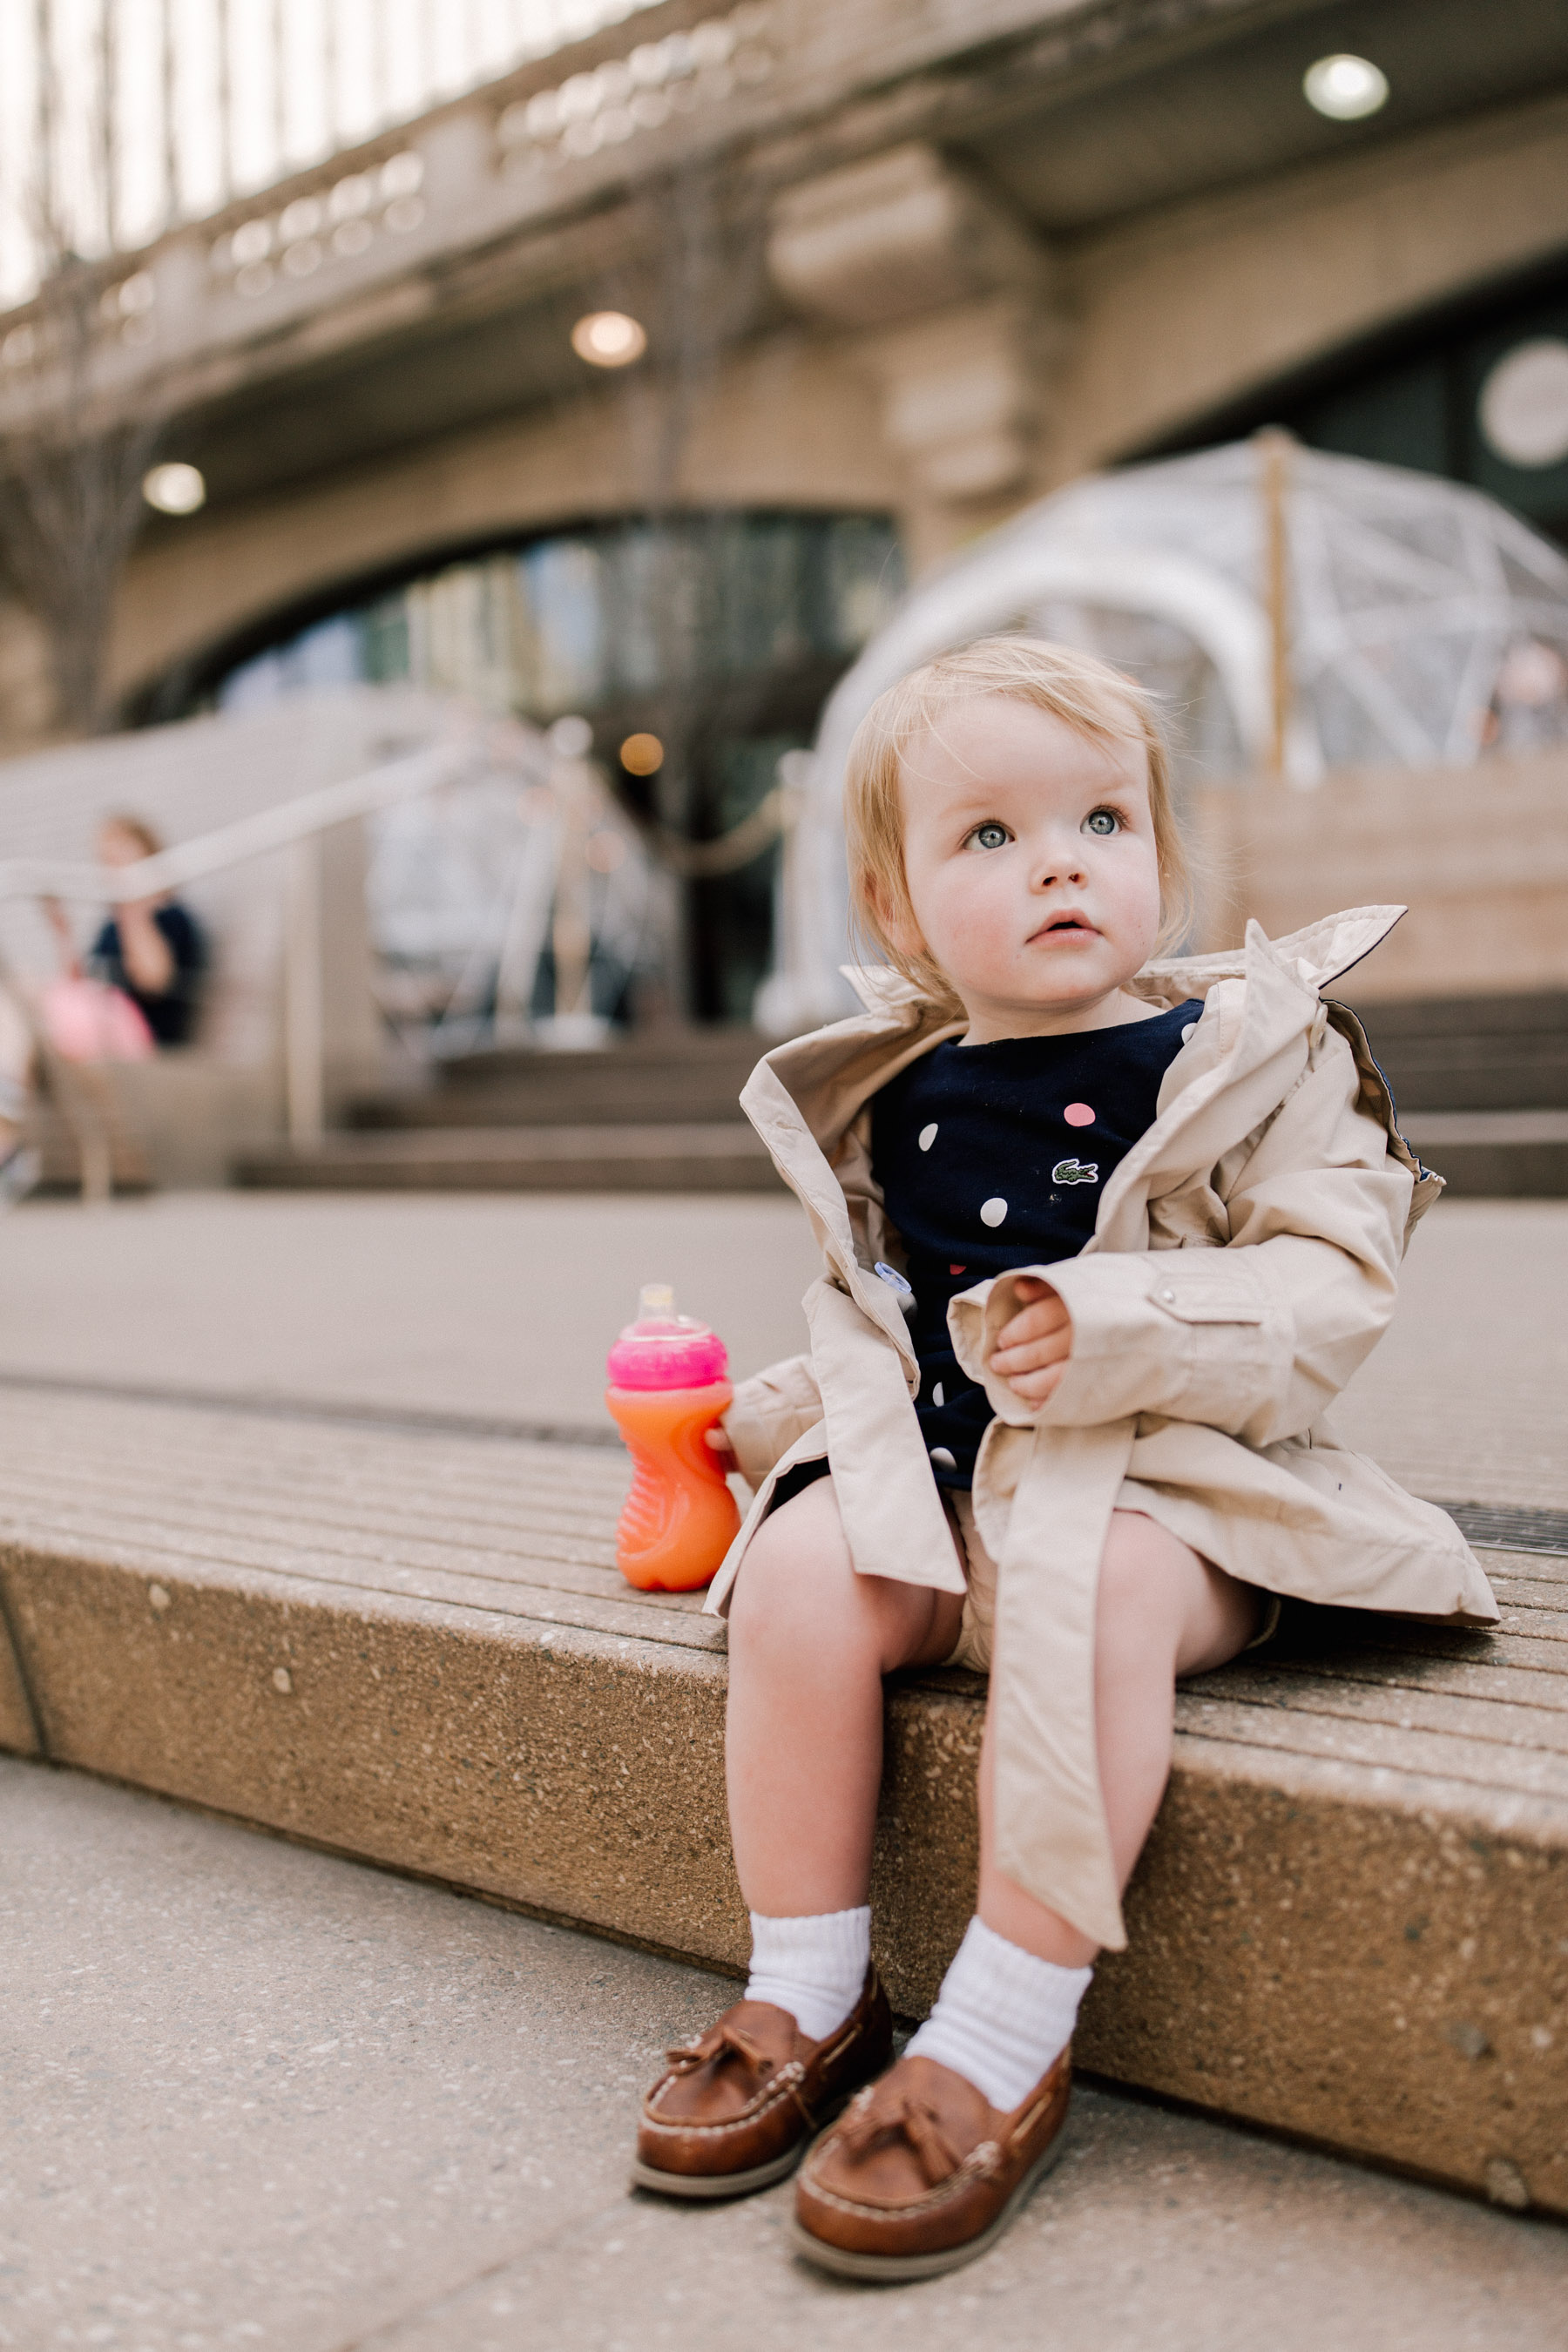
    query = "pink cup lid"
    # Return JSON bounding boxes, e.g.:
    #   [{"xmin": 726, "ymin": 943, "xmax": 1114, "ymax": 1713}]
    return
[{"xmin": 607, "ymin": 1283, "xmax": 729, "ymax": 1390}]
